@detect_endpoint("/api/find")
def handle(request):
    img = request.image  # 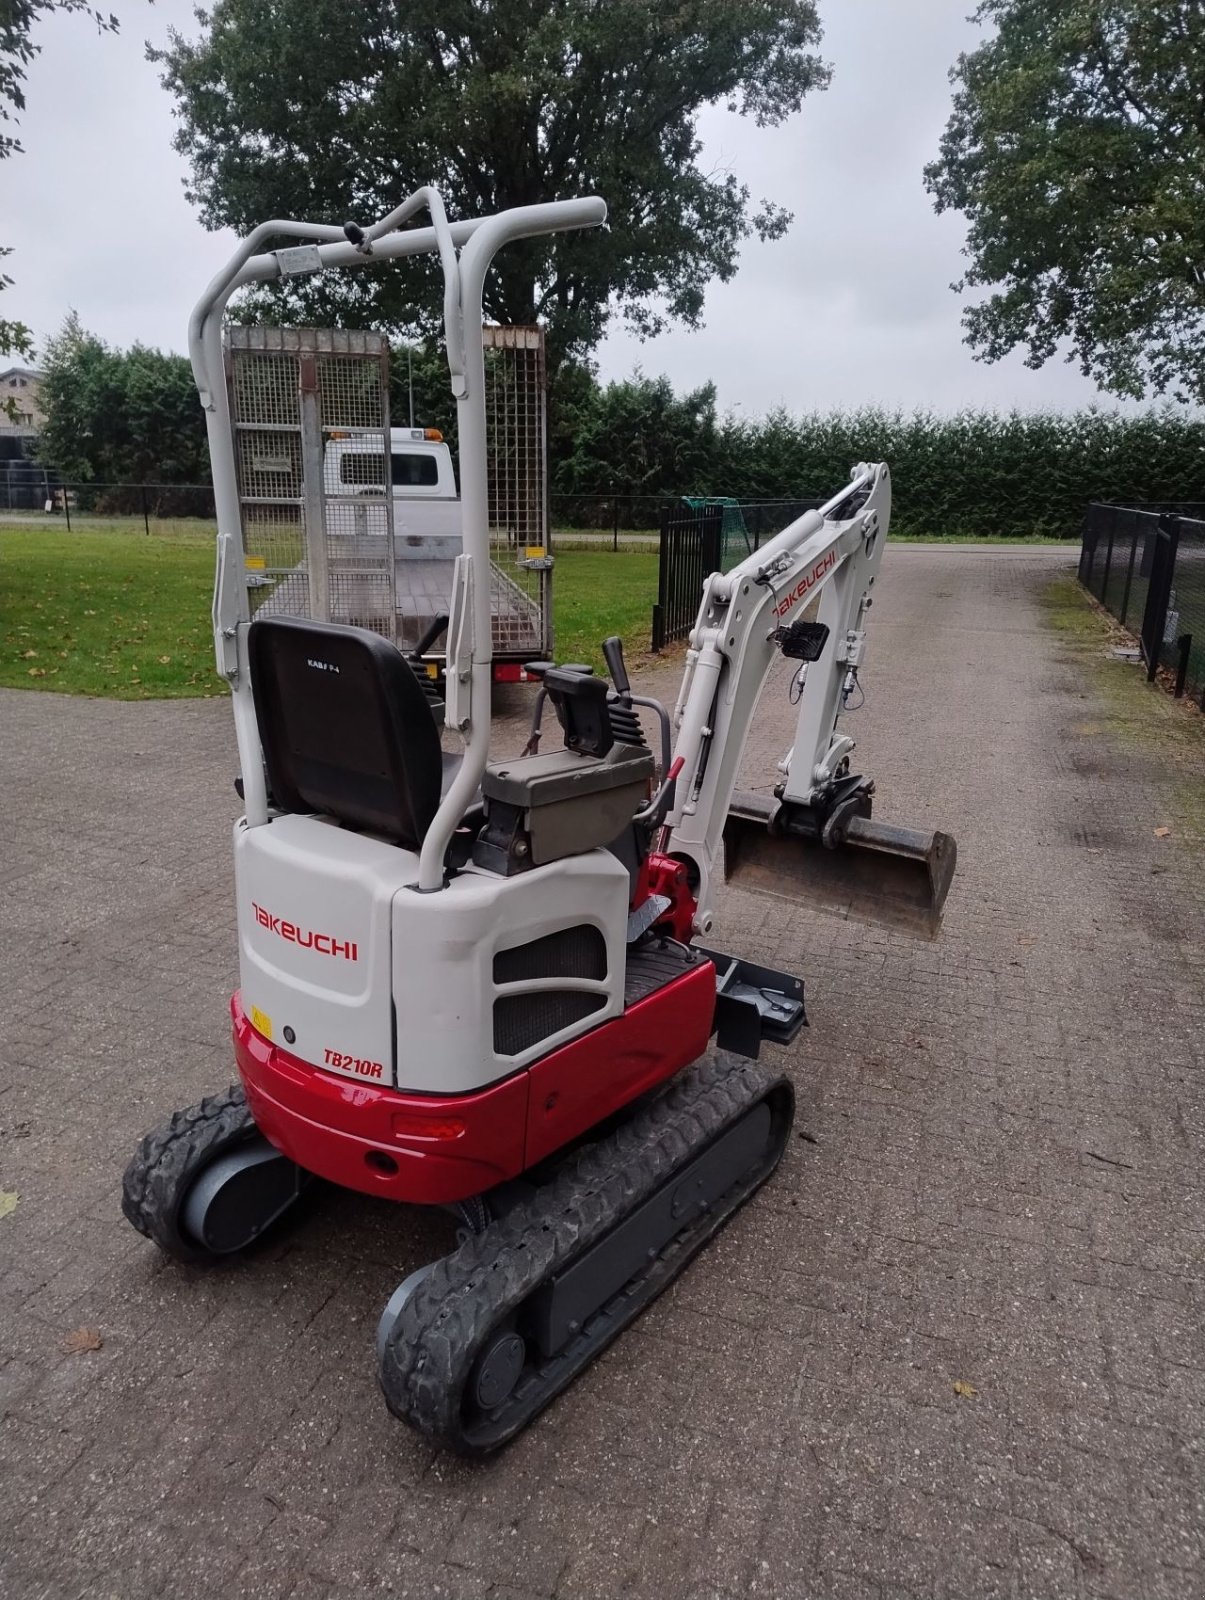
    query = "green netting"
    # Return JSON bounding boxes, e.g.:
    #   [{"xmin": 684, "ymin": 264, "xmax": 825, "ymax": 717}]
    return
[{"xmin": 680, "ymin": 496, "xmax": 753, "ymax": 571}]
